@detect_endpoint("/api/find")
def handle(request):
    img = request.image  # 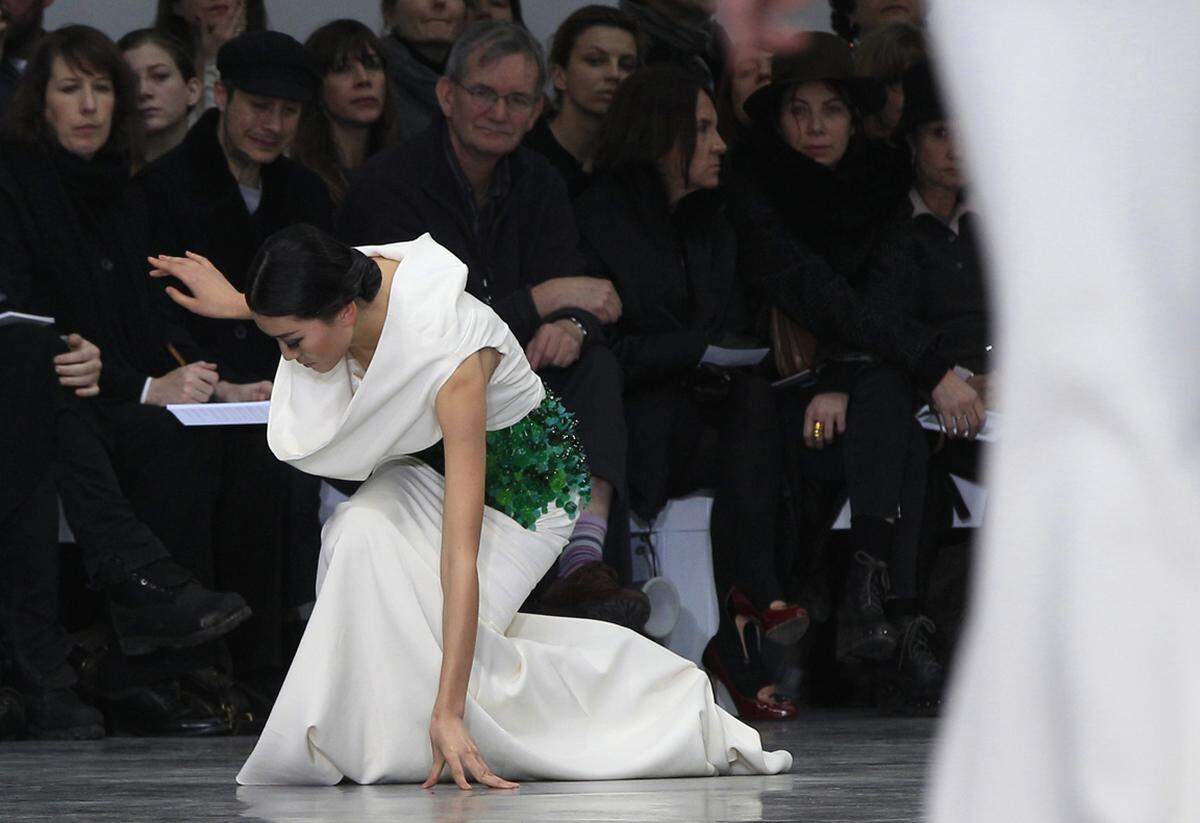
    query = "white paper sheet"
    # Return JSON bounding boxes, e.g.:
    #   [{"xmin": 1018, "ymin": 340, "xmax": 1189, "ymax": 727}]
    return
[
  {"xmin": 0, "ymin": 311, "xmax": 55, "ymax": 327},
  {"xmin": 167, "ymin": 401, "xmax": 270, "ymax": 426},
  {"xmin": 916, "ymin": 404, "xmax": 1000, "ymax": 443},
  {"xmin": 699, "ymin": 345, "xmax": 769, "ymax": 369}
]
